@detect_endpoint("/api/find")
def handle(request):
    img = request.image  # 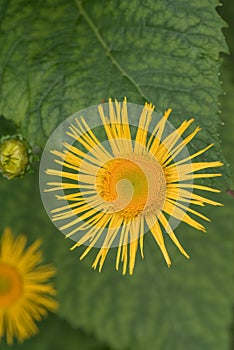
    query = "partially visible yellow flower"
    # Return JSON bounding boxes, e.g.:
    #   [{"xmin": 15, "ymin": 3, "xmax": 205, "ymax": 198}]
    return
[
  {"xmin": 0, "ymin": 228, "xmax": 58, "ymax": 345},
  {"xmin": 45, "ymin": 98, "xmax": 223, "ymax": 275}
]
